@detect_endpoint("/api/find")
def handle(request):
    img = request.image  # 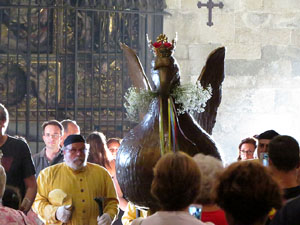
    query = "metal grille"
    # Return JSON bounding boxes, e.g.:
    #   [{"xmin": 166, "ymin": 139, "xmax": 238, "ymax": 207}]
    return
[{"xmin": 0, "ymin": 0, "xmax": 165, "ymax": 153}]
